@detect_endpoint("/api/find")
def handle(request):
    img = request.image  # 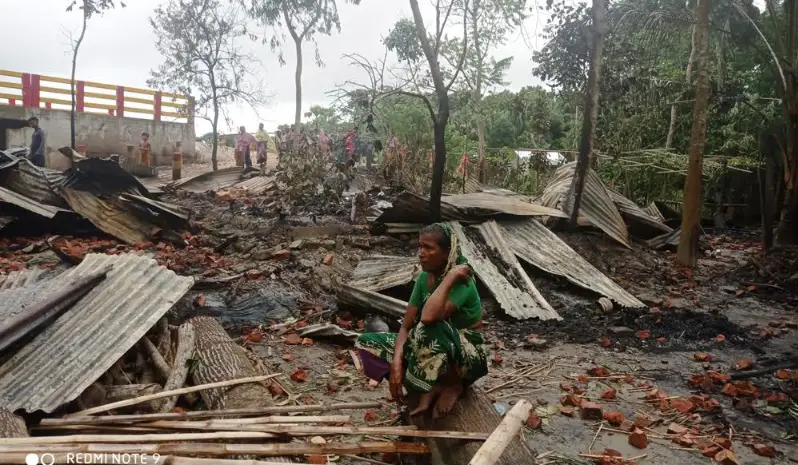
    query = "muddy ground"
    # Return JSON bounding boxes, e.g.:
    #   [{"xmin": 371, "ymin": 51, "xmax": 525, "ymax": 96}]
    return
[{"xmin": 1, "ymin": 155, "xmax": 797, "ymax": 465}]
